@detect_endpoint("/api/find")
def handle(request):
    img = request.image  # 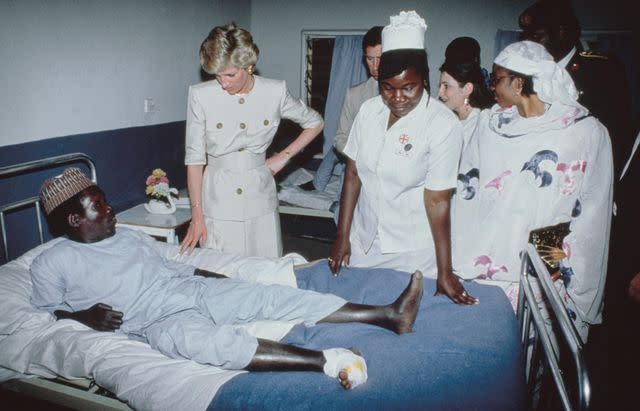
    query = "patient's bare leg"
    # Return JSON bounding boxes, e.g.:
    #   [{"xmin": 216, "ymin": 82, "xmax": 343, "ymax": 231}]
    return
[
  {"xmin": 319, "ymin": 270, "xmax": 423, "ymax": 334},
  {"xmin": 246, "ymin": 339, "xmax": 324, "ymax": 371},
  {"xmin": 246, "ymin": 339, "xmax": 357, "ymax": 389}
]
